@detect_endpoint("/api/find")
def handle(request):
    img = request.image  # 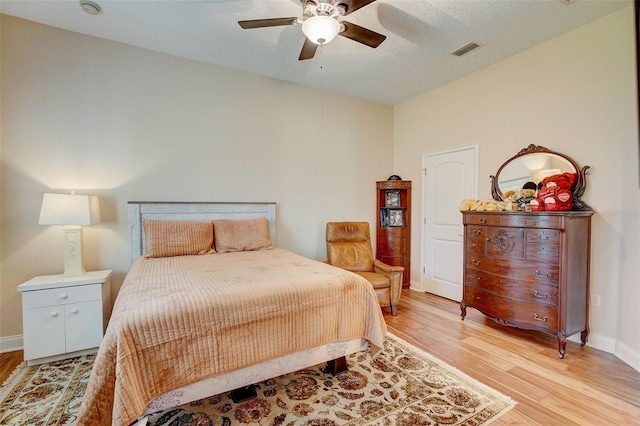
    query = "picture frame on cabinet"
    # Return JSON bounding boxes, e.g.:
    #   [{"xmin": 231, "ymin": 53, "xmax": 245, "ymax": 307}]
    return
[
  {"xmin": 389, "ymin": 209, "xmax": 404, "ymax": 227},
  {"xmin": 385, "ymin": 191, "xmax": 400, "ymax": 207}
]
